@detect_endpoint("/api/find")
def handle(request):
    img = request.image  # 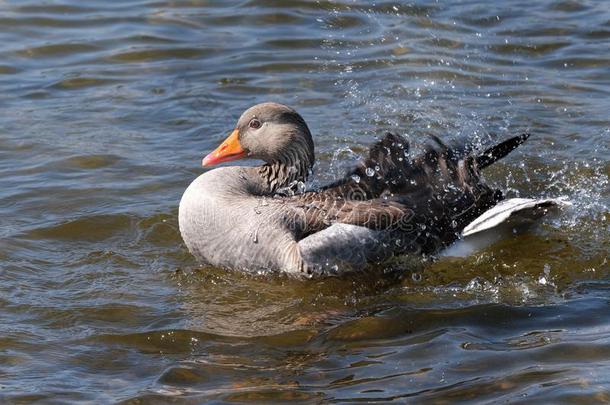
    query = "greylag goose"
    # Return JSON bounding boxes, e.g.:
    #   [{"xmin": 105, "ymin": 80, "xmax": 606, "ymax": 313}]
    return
[{"xmin": 179, "ymin": 102, "xmax": 562, "ymax": 276}]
